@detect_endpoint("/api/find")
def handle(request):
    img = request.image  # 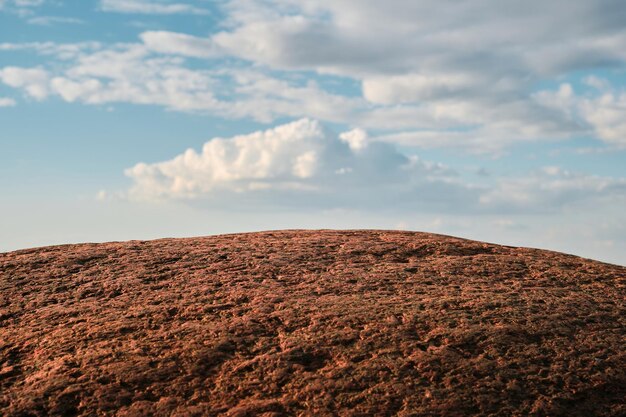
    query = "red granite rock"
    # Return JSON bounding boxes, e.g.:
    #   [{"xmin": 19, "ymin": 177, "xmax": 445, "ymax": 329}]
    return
[{"xmin": 0, "ymin": 230, "xmax": 624, "ymax": 416}]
